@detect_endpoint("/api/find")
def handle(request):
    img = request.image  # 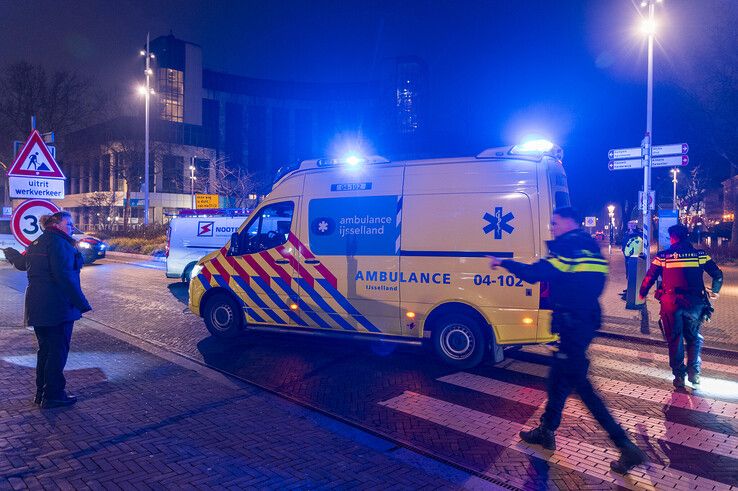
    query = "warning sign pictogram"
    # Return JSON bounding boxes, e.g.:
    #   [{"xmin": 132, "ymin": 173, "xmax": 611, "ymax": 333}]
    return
[{"xmin": 8, "ymin": 130, "xmax": 65, "ymax": 179}]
